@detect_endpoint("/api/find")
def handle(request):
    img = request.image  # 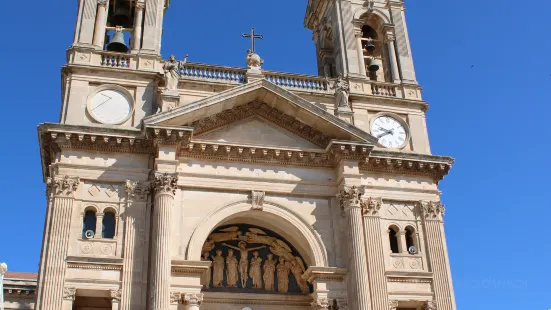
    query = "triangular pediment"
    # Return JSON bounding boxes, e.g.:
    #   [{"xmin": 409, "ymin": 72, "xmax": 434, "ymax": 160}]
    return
[
  {"xmin": 197, "ymin": 116, "xmax": 321, "ymax": 149},
  {"xmin": 143, "ymin": 80, "xmax": 377, "ymax": 146}
]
